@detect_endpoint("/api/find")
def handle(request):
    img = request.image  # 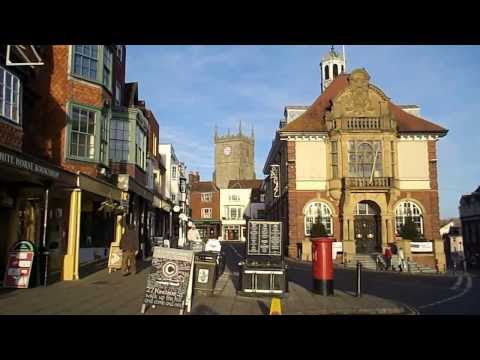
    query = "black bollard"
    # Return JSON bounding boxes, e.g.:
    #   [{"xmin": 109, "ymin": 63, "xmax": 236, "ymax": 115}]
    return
[{"xmin": 355, "ymin": 261, "xmax": 362, "ymax": 297}]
